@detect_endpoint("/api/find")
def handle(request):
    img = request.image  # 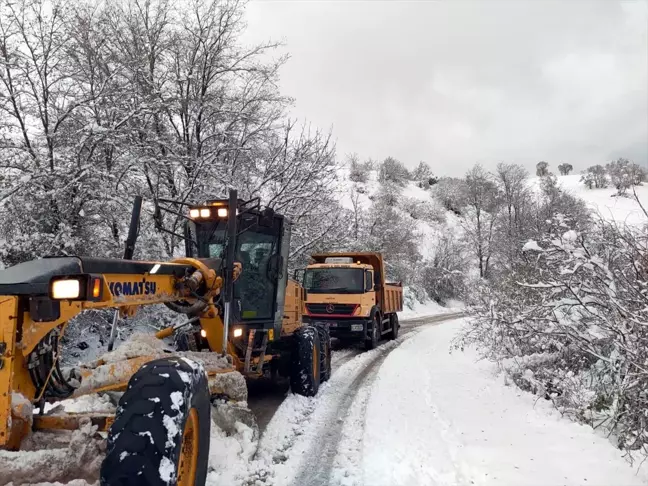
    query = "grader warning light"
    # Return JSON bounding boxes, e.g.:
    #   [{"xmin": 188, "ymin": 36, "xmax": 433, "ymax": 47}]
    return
[{"xmin": 92, "ymin": 278, "xmax": 101, "ymax": 298}]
